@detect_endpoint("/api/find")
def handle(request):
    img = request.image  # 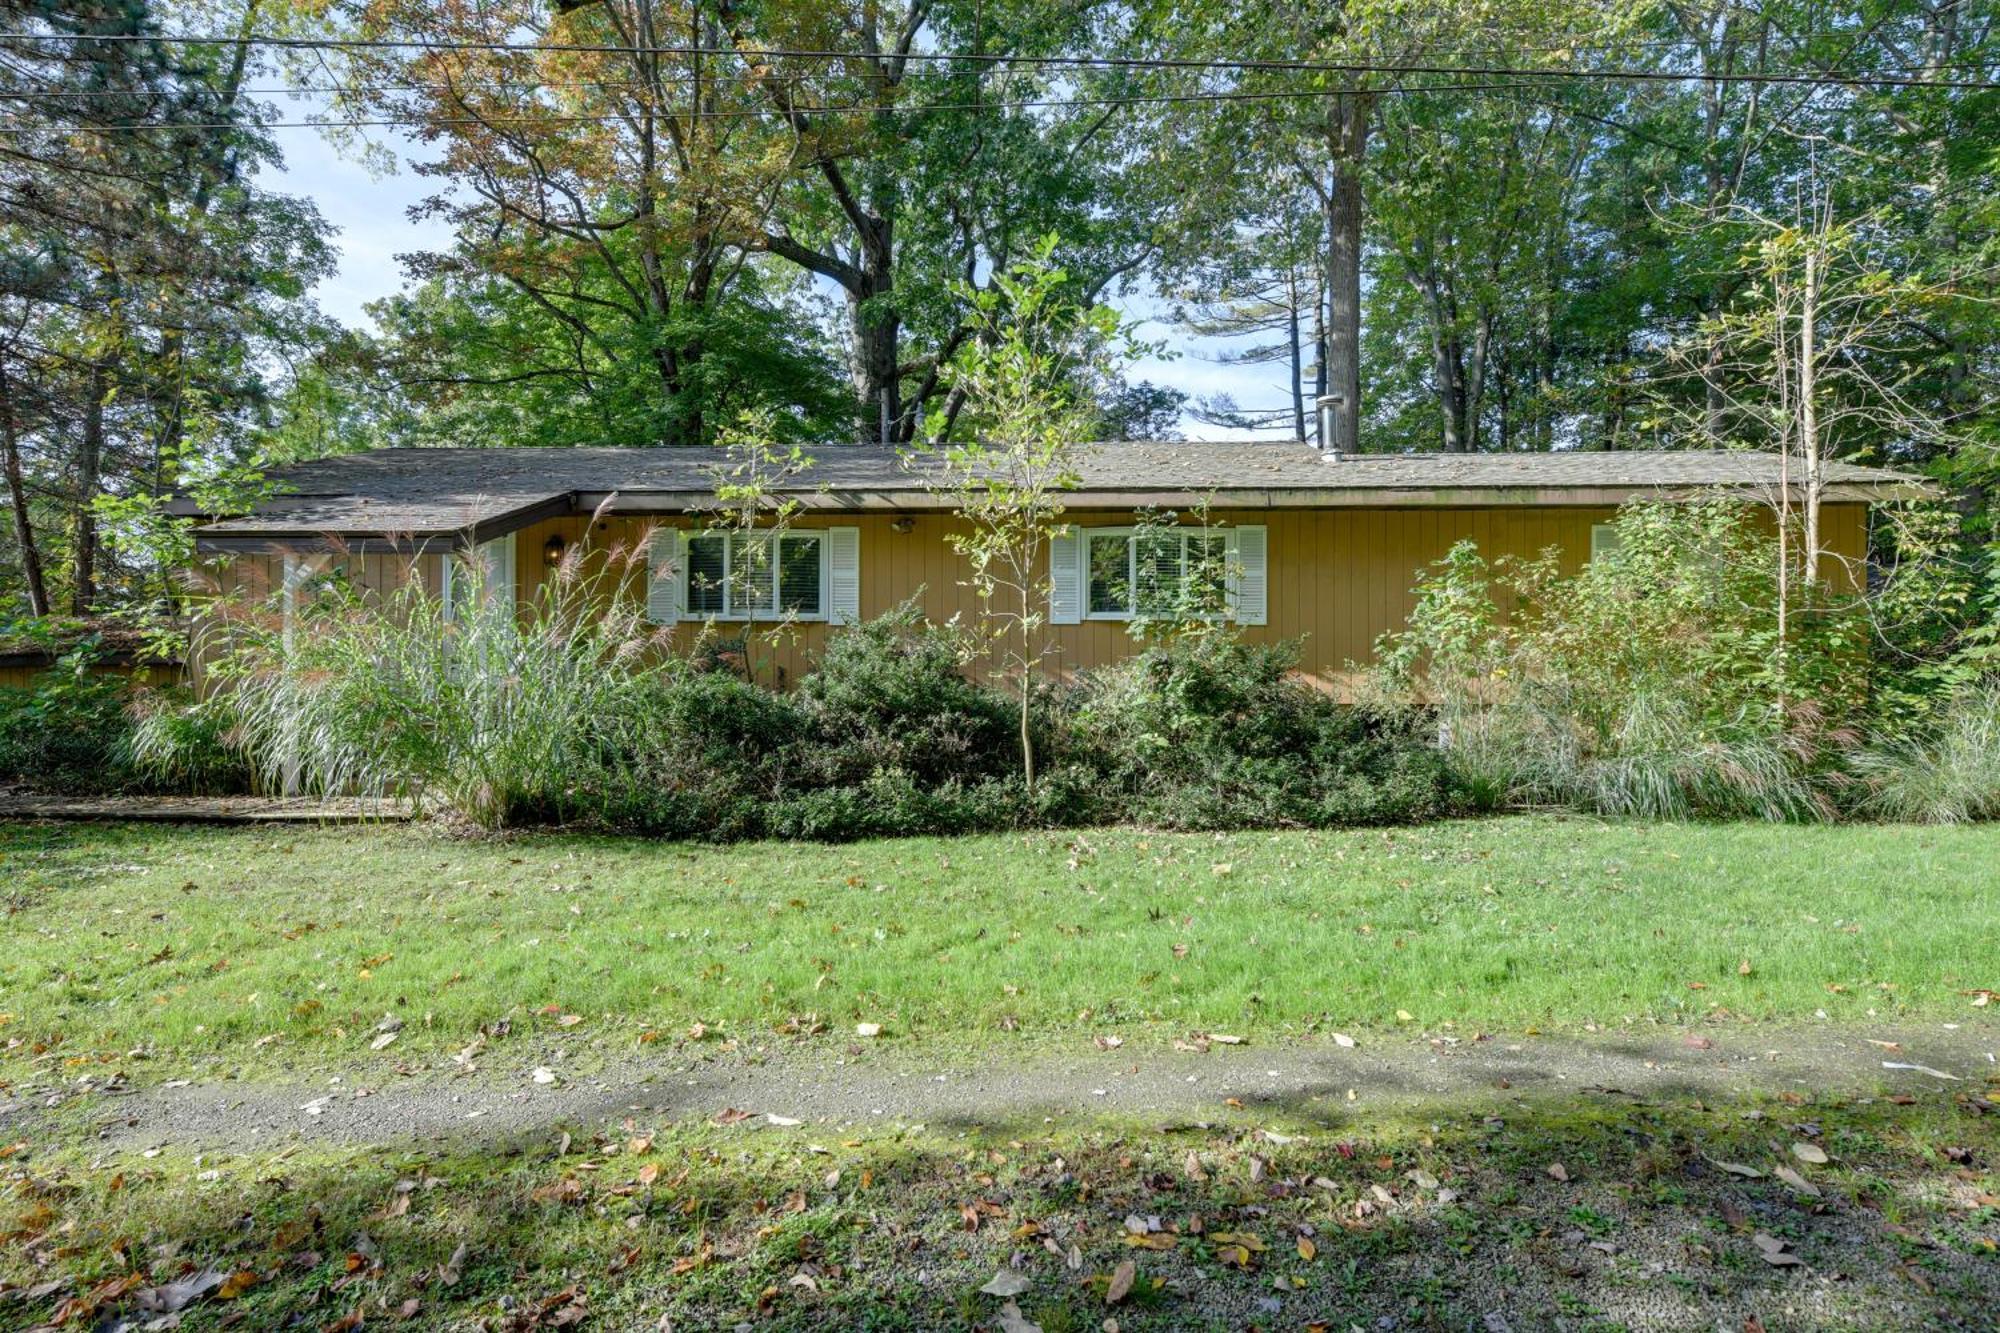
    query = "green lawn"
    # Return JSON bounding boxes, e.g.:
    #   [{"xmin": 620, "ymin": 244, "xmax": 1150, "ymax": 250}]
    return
[
  {"xmin": 2, "ymin": 816, "xmax": 1997, "ymax": 1073},
  {"xmin": 6, "ymin": 1084, "xmax": 1997, "ymax": 1329}
]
